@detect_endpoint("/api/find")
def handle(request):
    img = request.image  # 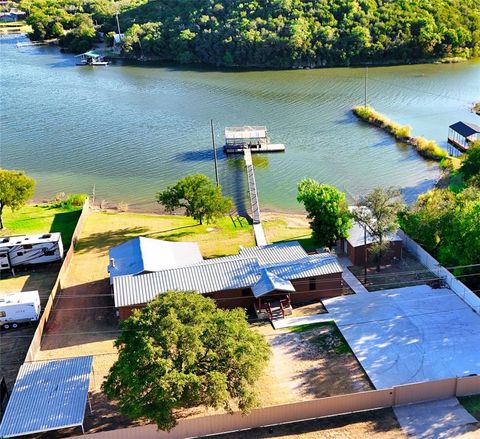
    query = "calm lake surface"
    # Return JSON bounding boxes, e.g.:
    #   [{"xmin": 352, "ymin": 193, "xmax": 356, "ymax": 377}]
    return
[{"xmin": 1, "ymin": 35, "xmax": 479, "ymax": 212}]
